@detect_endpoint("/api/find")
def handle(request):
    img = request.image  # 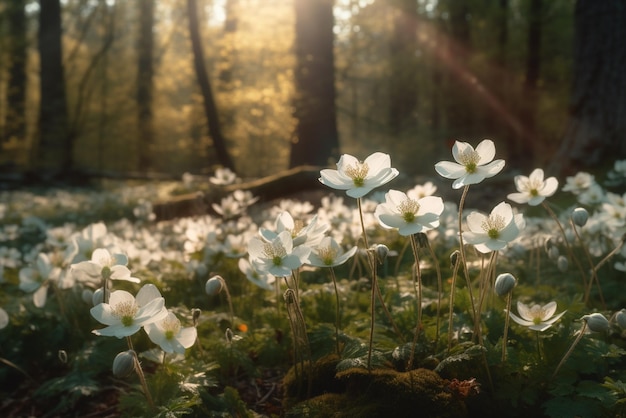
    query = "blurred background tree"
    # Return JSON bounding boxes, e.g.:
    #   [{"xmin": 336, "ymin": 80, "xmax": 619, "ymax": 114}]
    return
[{"xmin": 0, "ymin": 0, "xmax": 622, "ymax": 180}]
